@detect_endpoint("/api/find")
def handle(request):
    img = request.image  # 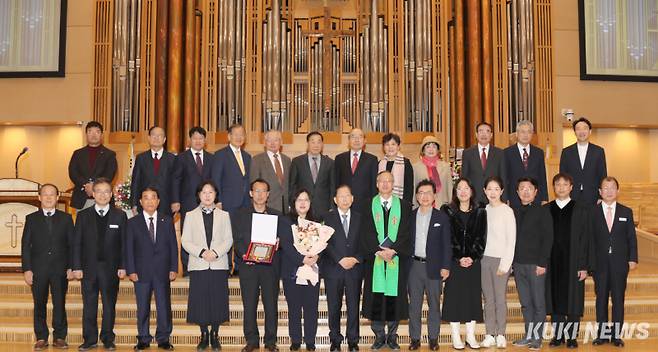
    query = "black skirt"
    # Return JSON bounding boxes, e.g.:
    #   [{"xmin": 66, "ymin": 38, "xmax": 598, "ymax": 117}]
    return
[
  {"xmin": 441, "ymin": 261, "xmax": 483, "ymax": 323},
  {"xmin": 187, "ymin": 269, "xmax": 230, "ymax": 325}
]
